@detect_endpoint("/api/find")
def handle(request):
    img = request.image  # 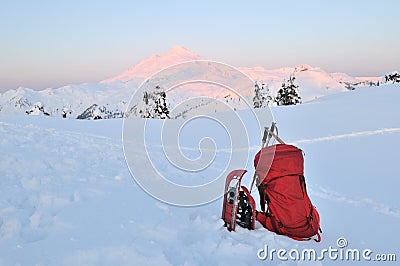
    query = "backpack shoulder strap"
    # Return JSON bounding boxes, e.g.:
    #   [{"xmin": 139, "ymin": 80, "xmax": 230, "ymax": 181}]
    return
[{"xmin": 258, "ymin": 183, "xmax": 267, "ymax": 212}]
